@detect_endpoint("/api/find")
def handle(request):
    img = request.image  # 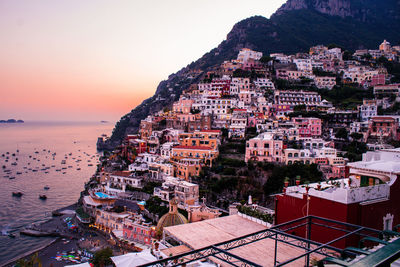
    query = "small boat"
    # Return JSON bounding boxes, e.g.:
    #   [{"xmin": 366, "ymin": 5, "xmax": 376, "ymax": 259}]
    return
[
  {"xmin": 44, "ymin": 186, "xmax": 50, "ymax": 190},
  {"xmin": 12, "ymin": 192, "xmax": 23, "ymax": 197},
  {"xmin": 8, "ymin": 233, "xmax": 16, "ymax": 238},
  {"xmin": 39, "ymin": 195, "xmax": 47, "ymax": 200}
]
